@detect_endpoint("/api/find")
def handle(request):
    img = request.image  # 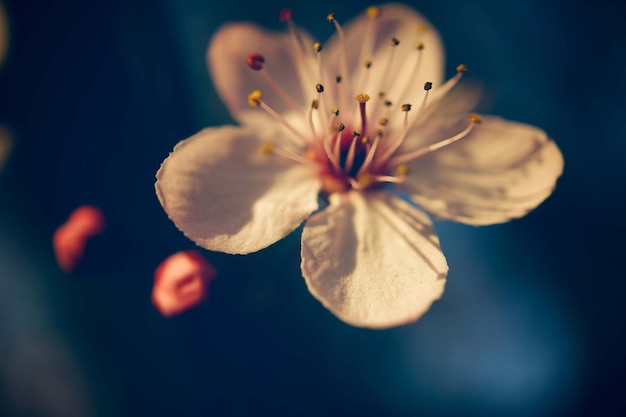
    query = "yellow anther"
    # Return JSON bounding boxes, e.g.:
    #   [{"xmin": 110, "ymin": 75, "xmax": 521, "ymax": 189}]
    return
[
  {"xmin": 390, "ymin": 37, "xmax": 400, "ymax": 47},
  {"xmin": 361, "ymin": 136, "xmax": 371, "ymax": 145},
  {"xmin": 316, "ymin": 83, "xmax": 324, "ymax": 93},
  {"xmin": 326, "ymin": 13, "xmax": 335, "ymax": 22},
  {"xmin": 396, "ymin": 164, "xmax": 409, "ymax": 176},
  {"xmin": 331, "ymin": 108, "xmax": 339, "ymax": 116},
  {"xmin": 401, "ymin": 103, "xmax": 412, "ymax": 112},
  {"xmin": 260, "ymin": 142, "xmax": 274, "ymax": 155},
  {"xmin": 366, "ymin": 6, "xmax": 380, "ymax": 18},
  {"xmin": 313, "ymin": 42, "xmax": 322, "ymax": 53},
  {"xmin": 355, "ymin": 93, "xmax": 371, "ymax": 103},
  {"xmin": 364, "ymin": 60, "xmax": 372, "ymax": 69},
  {"xmin": 248, "ymin": 90, "xmax": 262, "ymax": 107},
  {"xmin": 416, "ymin": 23, "xmax": 429, "ymax": 34},
  {"xmin": 378, "ymin": 118, "xmax": 388, "ymax": 126},
  {"xmin": 456, "ymin": 64, "xmax": 468, "ymax": 73},
  {"xmin": 311, "ymin": 99, "xmax": 319, "ymax": 110},
  {"xmin": 357, "ymin": 173, "xmax": 373, "ymax": 187},
  {"xmin": 469, "ymin": 114, "xmax": 482, "ymax": 124},
  {"xmin": 416, "ymin": 42, "xmax": 425, "ymax": 50}
]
